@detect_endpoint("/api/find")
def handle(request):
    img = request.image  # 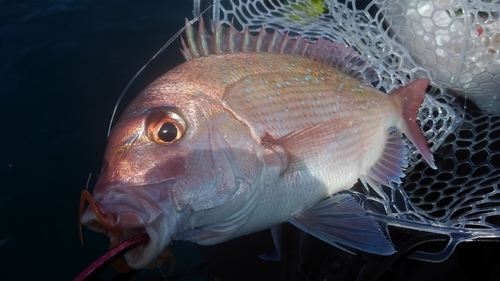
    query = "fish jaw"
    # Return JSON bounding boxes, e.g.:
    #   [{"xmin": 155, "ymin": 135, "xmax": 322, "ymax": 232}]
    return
[{"xmin": 80, "ymin": 181, "xmax": 179, "ymax": 269}]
